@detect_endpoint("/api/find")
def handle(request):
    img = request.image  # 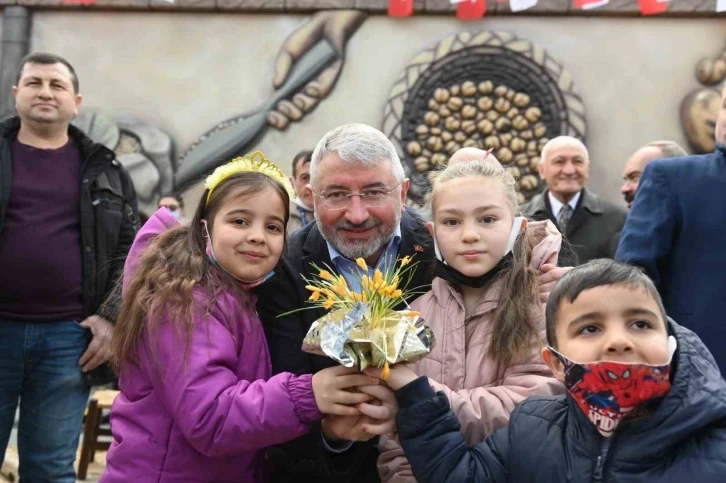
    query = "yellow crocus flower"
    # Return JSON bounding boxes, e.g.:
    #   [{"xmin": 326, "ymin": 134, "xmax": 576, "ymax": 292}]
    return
[
  {"xmin": 309, "ymin": 290, "xmax": 321, "ymax": 302},
  {"xmin": 356, "ymin": 258, "xmax": 368, "ymax": 271},
  {"xmin": 373, "ymin": 269, "xmax": 383, "ymax": 286},
  {"xmin": 391, "ymin": 289, "xmax": 403, "ymax": 298},
  {"xmin": 361, "ymin": 276, "xmax": 369, "ymax": 290},
  {"xmin": 323, "ymin": 298, "xmax": 334, "ymax": 309},
  {"xmin": 381, "ymin": 361, "xmax": 390, "ymax": 381},
  {"xmin": 319, "ymin": 270, "xmax": 334, "ymax": 281},
  {"xmin": 400, "ymin": 256, "xmax": 411, "ymax": 266},
  {"xmin": 305, "ymin": 285, "xmax": 319, "ymax": 292},
  {"xmin": 362, "ymin": 291, "xmax": 368, "ymax": 302},
  {"xmin": 353, "ymin": 293, "xmax": 362, "ymax": 302}
]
